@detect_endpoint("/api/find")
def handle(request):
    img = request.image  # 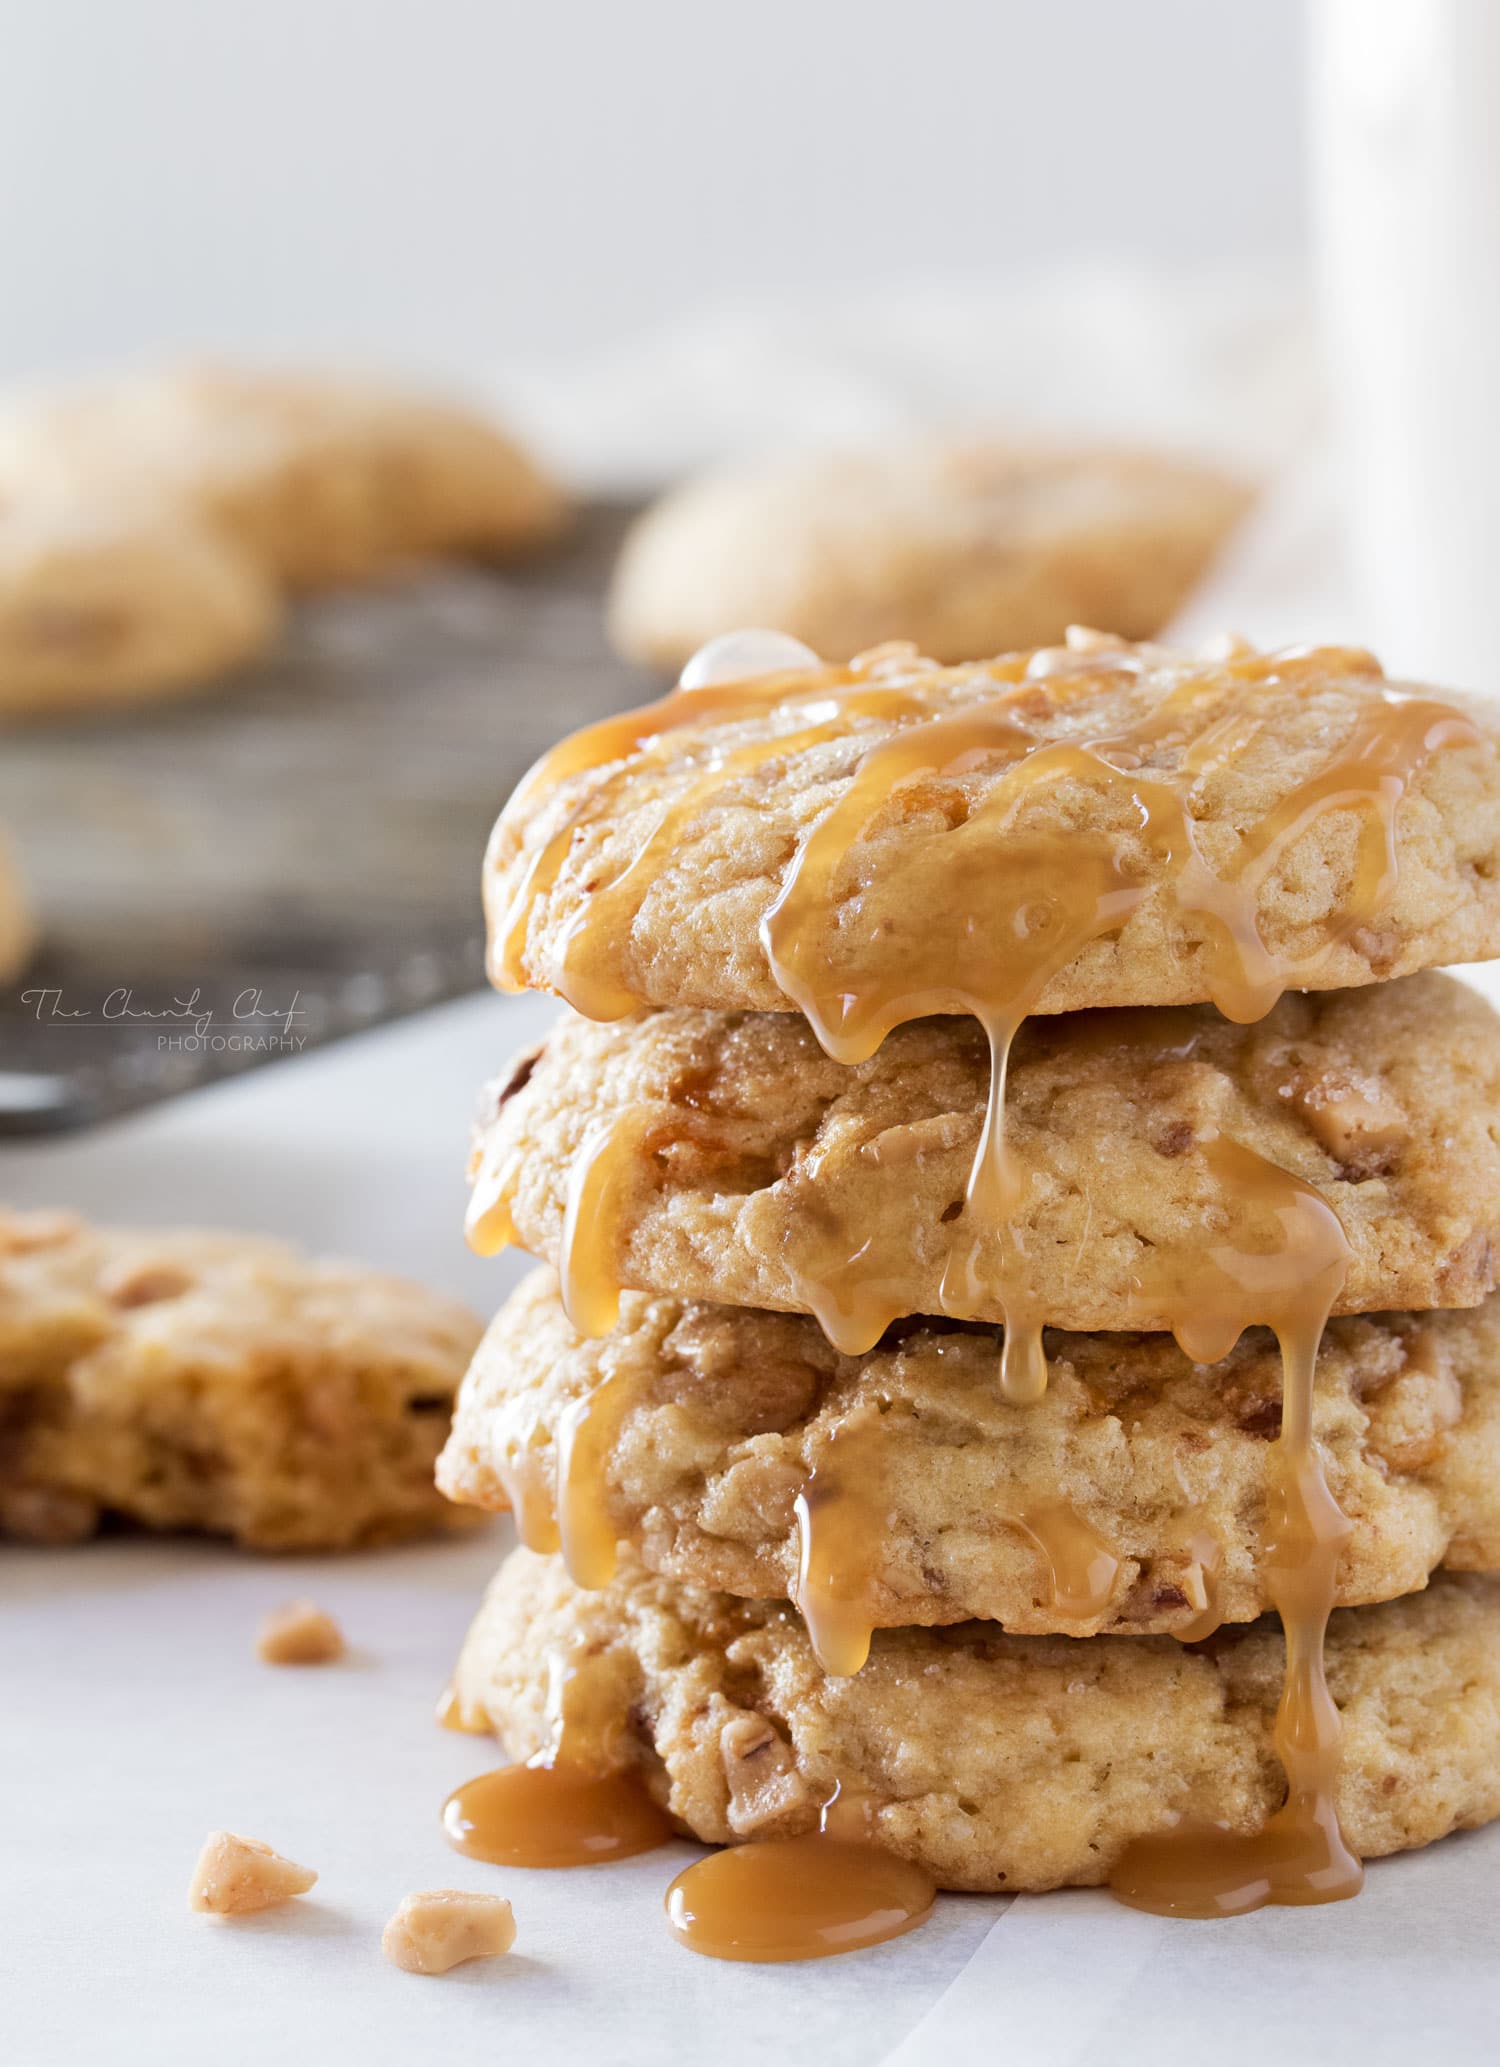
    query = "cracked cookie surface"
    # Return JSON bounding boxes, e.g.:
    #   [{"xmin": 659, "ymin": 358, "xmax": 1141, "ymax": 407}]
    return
[
  {"xmin": 440, "ymin": 1268, "xmax": 1500, "ymax": 1637},
  {"xmin": 488, "ymin": 641, "xmax": 1500, "ymax": 1020},
  {"xmin": 451, "ymin": 1549, "xmax": 1500, "ymax": 1893},
  {"xmin": 473, "ymin": 974, "xmax": 1500, "ymax": 1335}
]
